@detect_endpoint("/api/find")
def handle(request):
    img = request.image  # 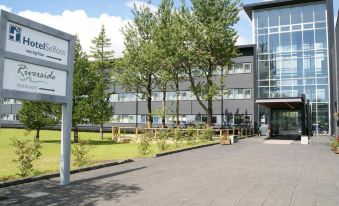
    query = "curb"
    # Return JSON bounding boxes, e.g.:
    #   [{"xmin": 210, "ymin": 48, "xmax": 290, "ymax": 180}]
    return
[
  {"xmin": 0, "ymin": 159, "xmax": 133, "ymax": 188},
  {"xmin": 155, "ymin": 142, "xmax": 219, "ymax": 157}
]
